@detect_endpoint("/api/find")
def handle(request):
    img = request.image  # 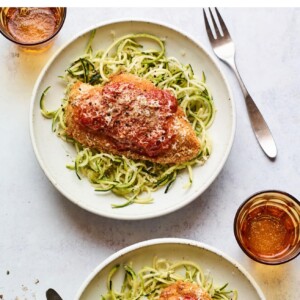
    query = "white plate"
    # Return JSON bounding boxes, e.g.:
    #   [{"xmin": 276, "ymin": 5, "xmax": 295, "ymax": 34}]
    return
[
  {"xmin": 30, "ymin": 20, "xmax": 235, "ymax": 220},
  {"xmin": 76, "ymin": 238, "xmax": 265, "ymax": 300}
]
